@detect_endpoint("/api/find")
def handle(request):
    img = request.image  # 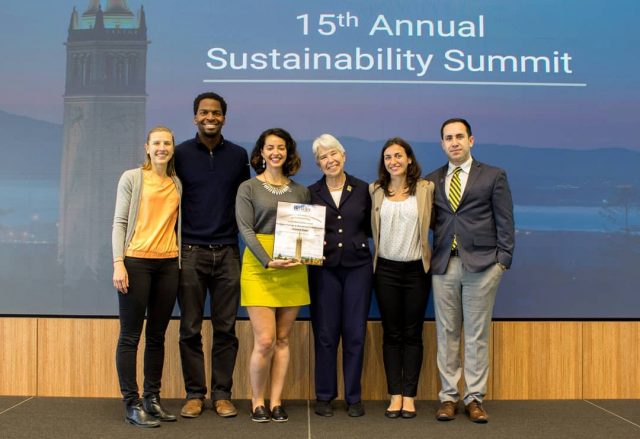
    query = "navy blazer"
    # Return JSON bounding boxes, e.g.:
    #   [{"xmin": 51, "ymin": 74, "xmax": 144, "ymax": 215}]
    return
[
  {"xmin": 308, "ymin": 173, "xmax": 372, "ymax": 268},
  {"xmin": 425, "ymin": 160, "xmax": 515, "ymax": 275}
]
